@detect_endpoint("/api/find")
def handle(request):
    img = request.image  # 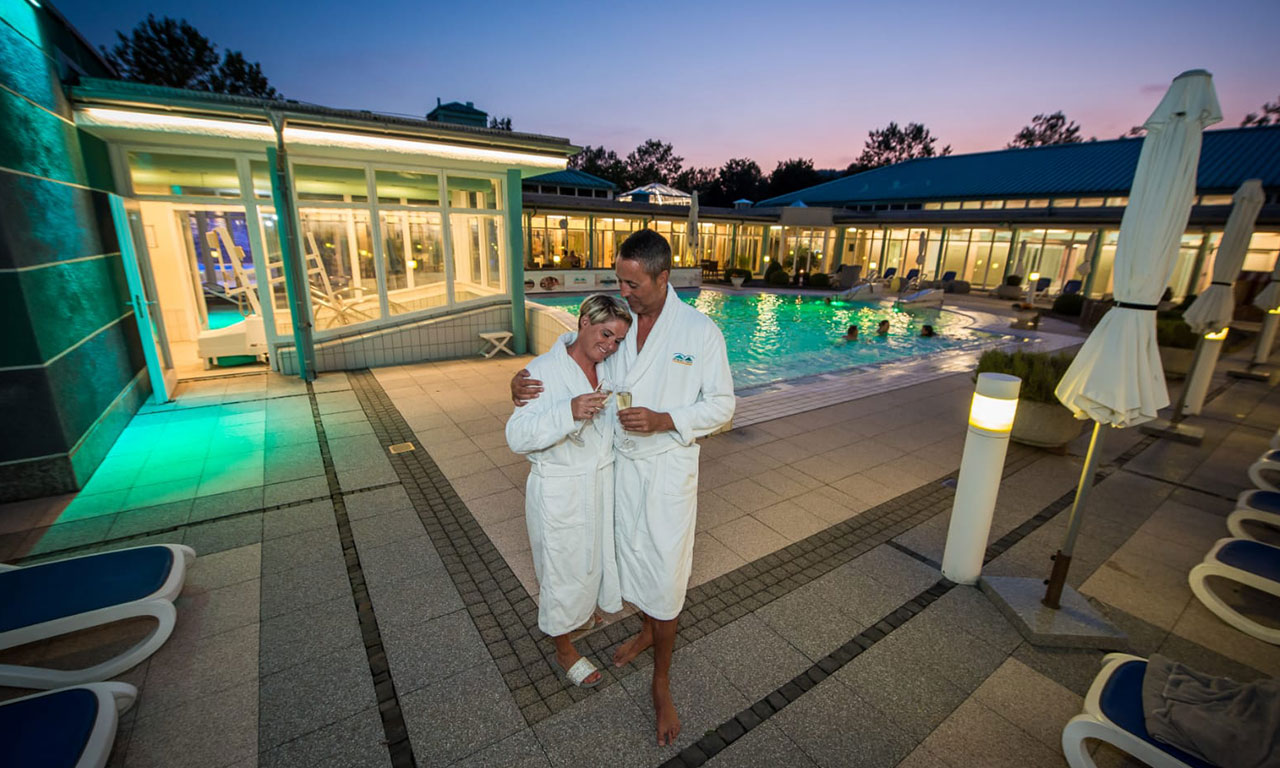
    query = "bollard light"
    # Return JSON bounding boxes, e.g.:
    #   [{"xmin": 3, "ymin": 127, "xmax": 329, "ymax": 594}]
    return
[
  {"xmin": 942, "ymin": 373, "xmax": 1021, "ymax": 585},
  {"xmin": 1029, "ymin": 271, "xmax": 1040, "ymax": 282},
  {"xmin": 1270, "ymin": 309, "xmax": 1280, "ymax": 315},
  {"xmin": 1204, "ymin": 327, "xmax": 1229, "ymax": 341}
]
